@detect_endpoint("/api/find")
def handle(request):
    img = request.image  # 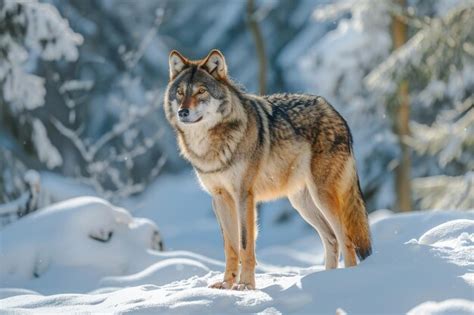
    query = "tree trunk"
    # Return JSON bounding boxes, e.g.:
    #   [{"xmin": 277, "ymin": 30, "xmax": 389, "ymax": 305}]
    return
[
  {"xmin": 246, "ymin": 0, "xmax": 267, "ymax": 95},
  {"xmin": 392, "ymin": 0, "xmax": 413, "ymax": 212}
]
